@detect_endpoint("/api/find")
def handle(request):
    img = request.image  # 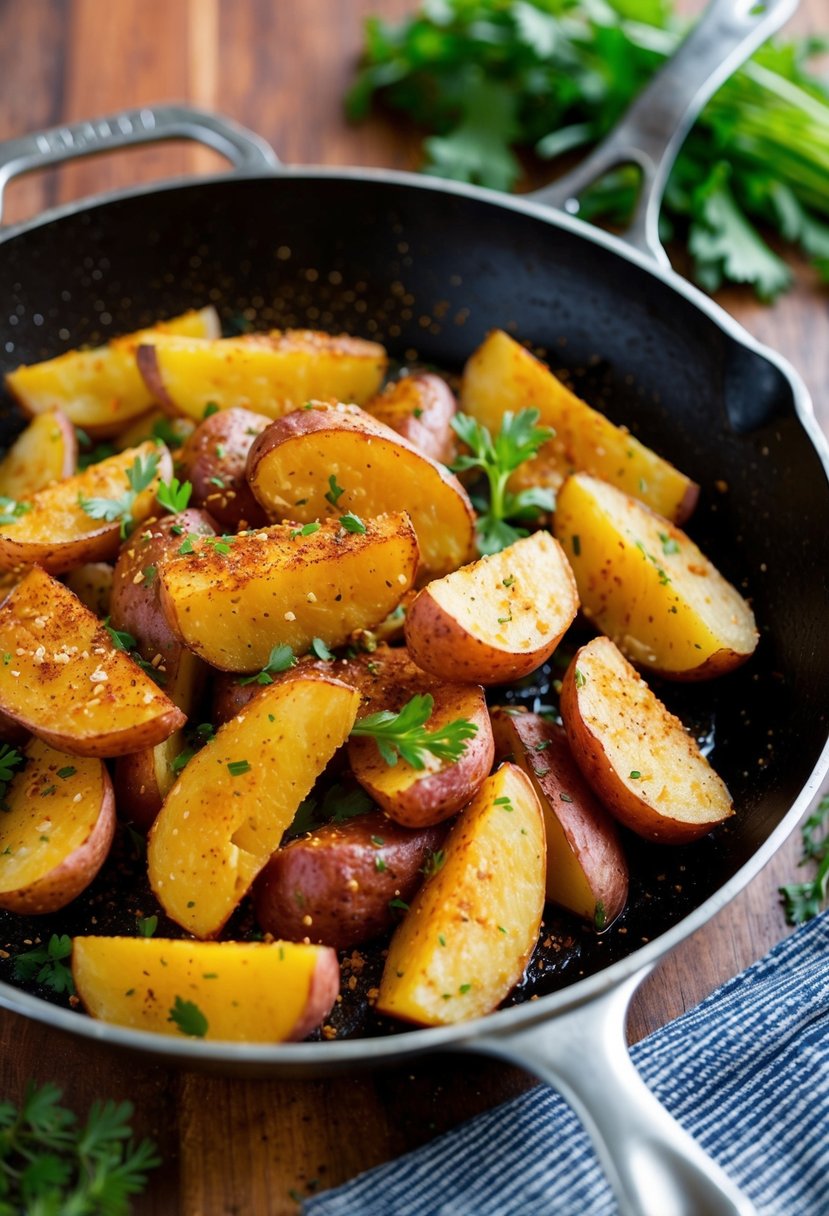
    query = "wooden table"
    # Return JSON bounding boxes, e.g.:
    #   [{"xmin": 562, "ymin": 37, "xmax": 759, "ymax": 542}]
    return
[{"xmin": 0, "ymin": 2, "xmax": 826, "ymax": 1212}]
